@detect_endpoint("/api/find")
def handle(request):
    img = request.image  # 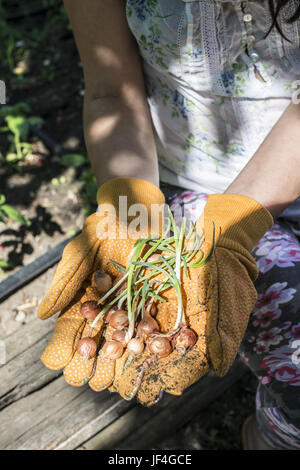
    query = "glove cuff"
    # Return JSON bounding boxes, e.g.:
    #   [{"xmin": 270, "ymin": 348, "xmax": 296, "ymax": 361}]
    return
[
  {"xmin": 96, "ymin": 178, "xmax": 166, "ymax": 238},
  {"xmin": 97, "ymin": 177, "xmax": 165, "ymax": 214},
  {"xmin": 204, "ymin": 193, "xmax": 274, "ymax": 252}
]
